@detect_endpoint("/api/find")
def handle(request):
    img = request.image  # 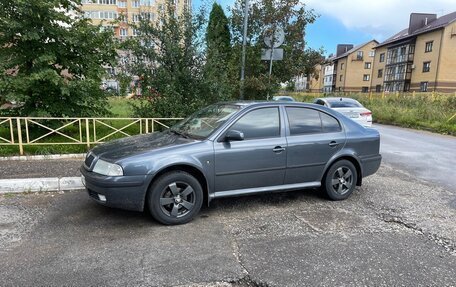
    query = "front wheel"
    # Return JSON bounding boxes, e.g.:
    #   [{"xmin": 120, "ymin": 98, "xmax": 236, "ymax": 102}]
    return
[
  {"xmin": 323, "ymin": 160, "xmax": 358, "ymax": 200},
  {"xmin": 148, "ymin": 171, "xmax": 203, "ymax": 225}
]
